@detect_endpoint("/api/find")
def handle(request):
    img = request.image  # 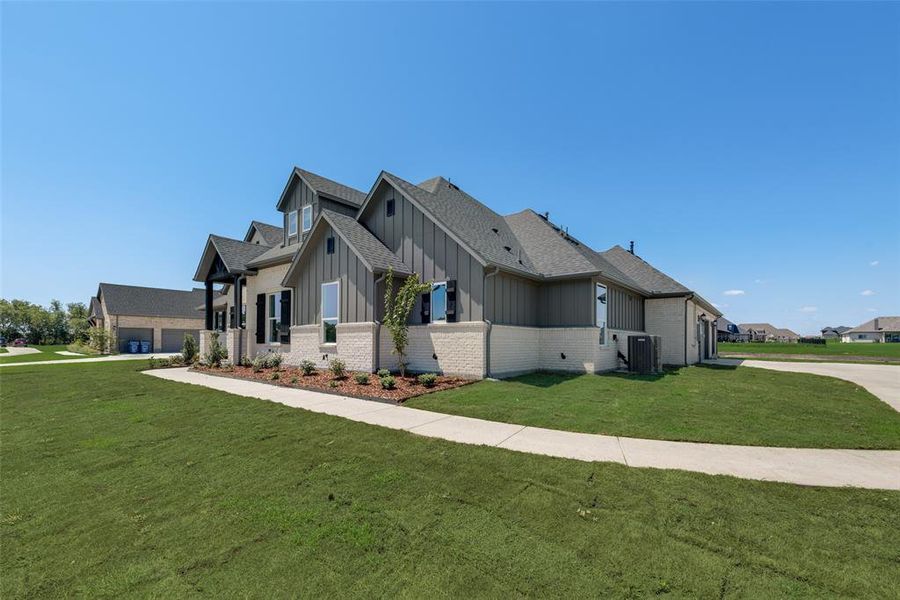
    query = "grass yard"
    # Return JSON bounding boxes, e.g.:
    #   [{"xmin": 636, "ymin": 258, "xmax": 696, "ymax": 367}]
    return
[
  {"xmin": 2, "ymin": 362, "xmax": 898, "ymax": 597},
  {"xmin": 0, "ymin": 344, "xmax": 96, "ymax": 364},
  {"xmin": 719, "ymin": 341, "xmax": 900, "ymax": 360},
  {"xmin": 0, "ymin": 347, "xmax": 7, "ymax": 353},
  {"xmin": 406, "ymin": 365, "xmax": 900, "ymax": 449}
]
